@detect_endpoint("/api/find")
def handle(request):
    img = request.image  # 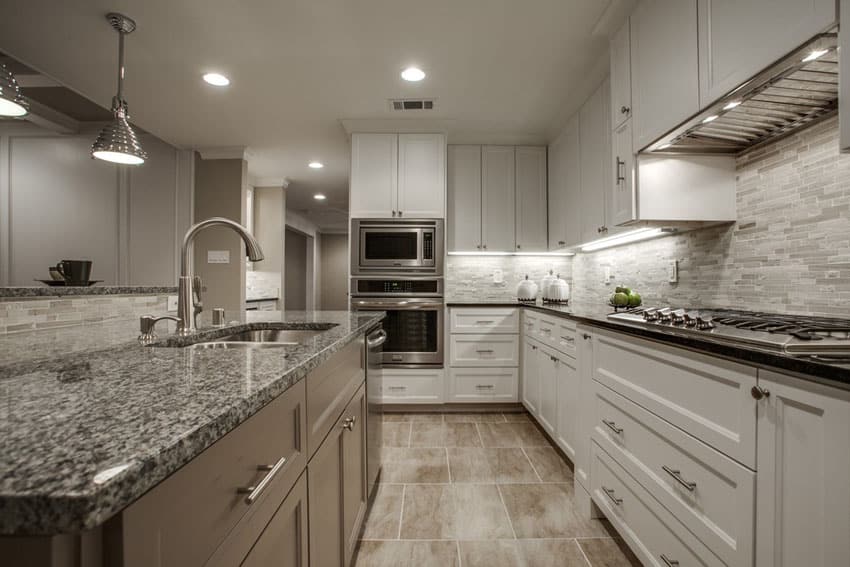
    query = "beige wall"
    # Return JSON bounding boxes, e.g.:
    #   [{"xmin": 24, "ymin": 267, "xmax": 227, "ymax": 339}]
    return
[
  {"xmin": 320, "ymin": 233, "xmax": 349, "ymax": 310},
  {"xmin": 252, "ymin": 187, "xmax": 285, "ymax": 275},
  {"xmin": 284, "ymin": 228, "xmax": 308, "ymax": 310},
  {"xmin": 193, "ymin": 156, "xmax": 247, "ymax": 312}
]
